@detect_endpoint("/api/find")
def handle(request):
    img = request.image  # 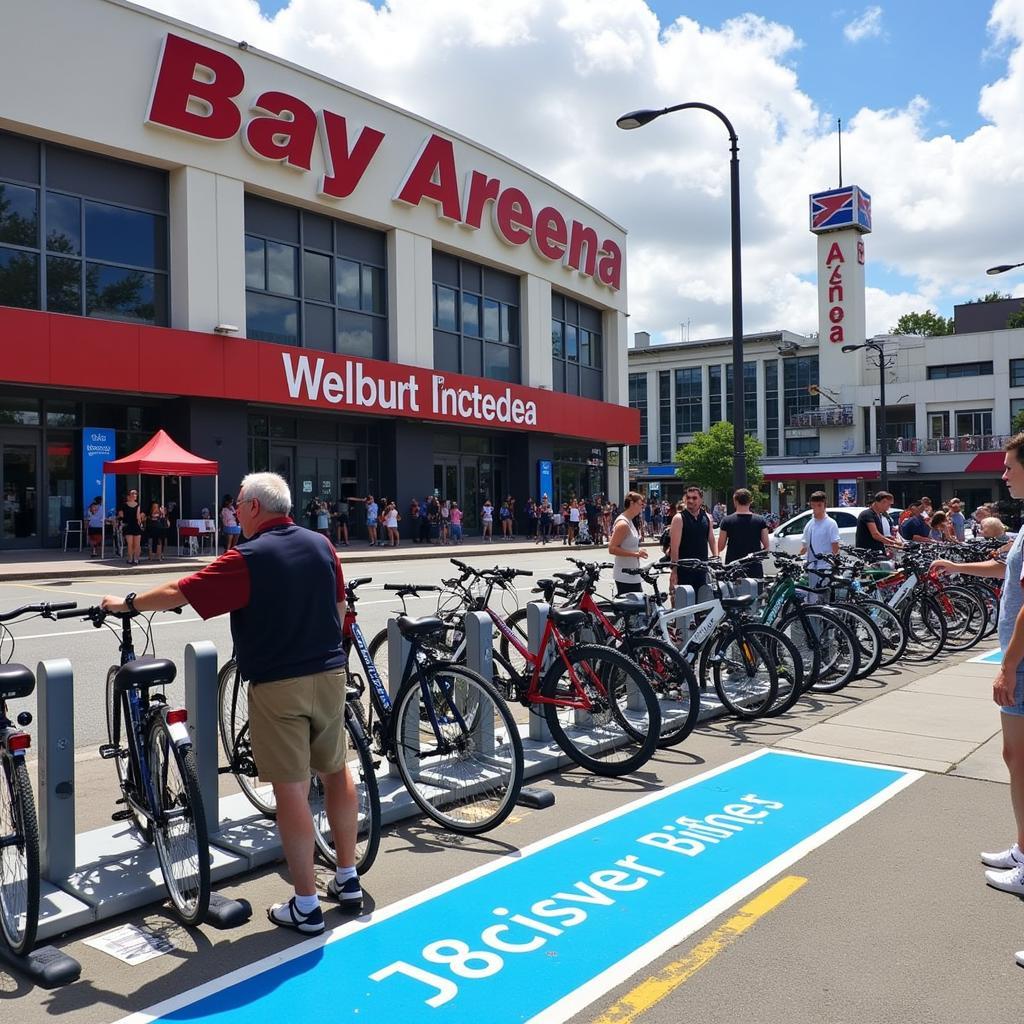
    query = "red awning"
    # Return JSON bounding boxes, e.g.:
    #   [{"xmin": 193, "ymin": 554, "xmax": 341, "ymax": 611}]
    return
[
  {"xmin": 103, "ymin": 429, "xmax": 219, "ymax": 476},
  {"xmin": 965, "ymin": 452, "xmax": 1006, "ymax": 474}
]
